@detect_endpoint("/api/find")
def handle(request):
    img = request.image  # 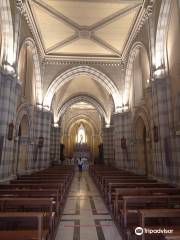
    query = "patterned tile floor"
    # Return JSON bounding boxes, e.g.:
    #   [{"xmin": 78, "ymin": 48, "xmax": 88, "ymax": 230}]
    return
[{"xmin": 55, "ymin": 171, "xmax": 122, "ymax": 240}]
